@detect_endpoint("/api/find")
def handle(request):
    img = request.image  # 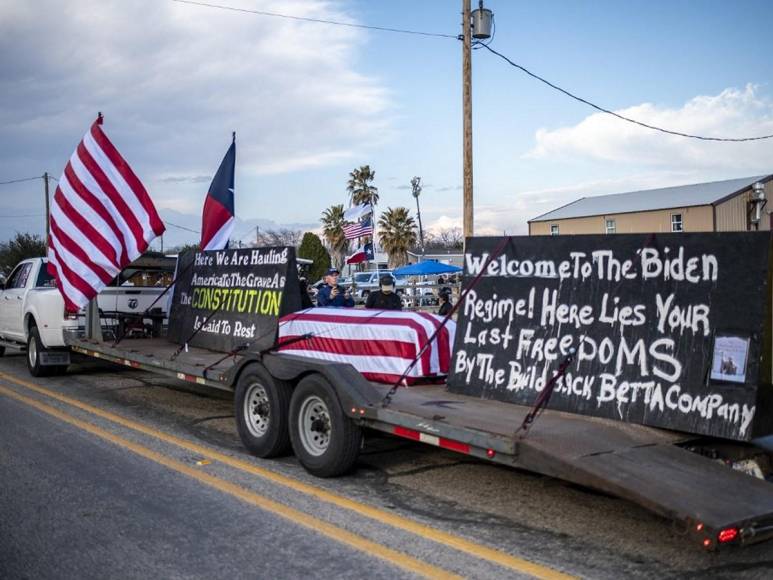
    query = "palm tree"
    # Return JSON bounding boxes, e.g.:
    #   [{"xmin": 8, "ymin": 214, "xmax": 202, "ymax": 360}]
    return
[
  {"xmin": 321, "ymin": 204, "xmax": 348, "ymax": 269},
  {"xmin": 378, "ymin": 207, "xmax": 417, "ymax": 268},
  {"xmin": 347, "ymin": 165, "xmax": 379, "ymax": 206}
]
